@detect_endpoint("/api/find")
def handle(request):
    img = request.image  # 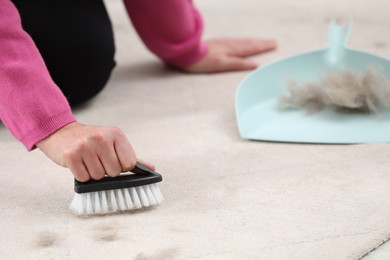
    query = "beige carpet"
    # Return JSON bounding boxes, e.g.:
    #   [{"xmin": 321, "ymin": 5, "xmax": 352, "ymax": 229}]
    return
[{"xmin": 1, "ymin": 0, "xmax": 390, "ymax": 259}]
